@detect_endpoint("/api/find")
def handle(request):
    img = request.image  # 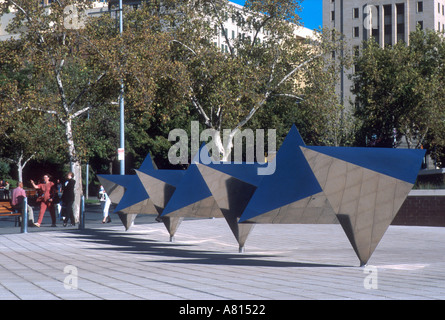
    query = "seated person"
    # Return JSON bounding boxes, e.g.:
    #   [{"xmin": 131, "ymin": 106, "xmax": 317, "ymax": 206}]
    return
[{"xmin": 11, "ymin": 182, "xmax": 34, "ymax": 226}]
